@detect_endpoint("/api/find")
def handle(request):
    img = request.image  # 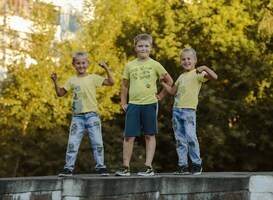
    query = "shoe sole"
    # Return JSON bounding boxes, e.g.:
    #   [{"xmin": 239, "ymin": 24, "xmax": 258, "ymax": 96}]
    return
[
  {"xmin": 99, "ymin": 173, "xmax": 109, "ymax": 176},
  {"xmin": 173, "ymin": 172, "xmax": 190, "ymax": 175},
  {"xmin": 115, "ymin": 172, "xmax": 131, "ymax": 176},
  {"xmin": 192, "ymin": 172, "xmax": 202, "ymax": 175},
  {"xmin": 58, "ymin": 174, "xmax": 72, "ymax": 177},
  {"xmin": 192, "ymin": 169, "xmax": 202, "ymax": 175},
  {"xmin": 137, "ymin": 172, "xmax": 155, "ymax": 176}
]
